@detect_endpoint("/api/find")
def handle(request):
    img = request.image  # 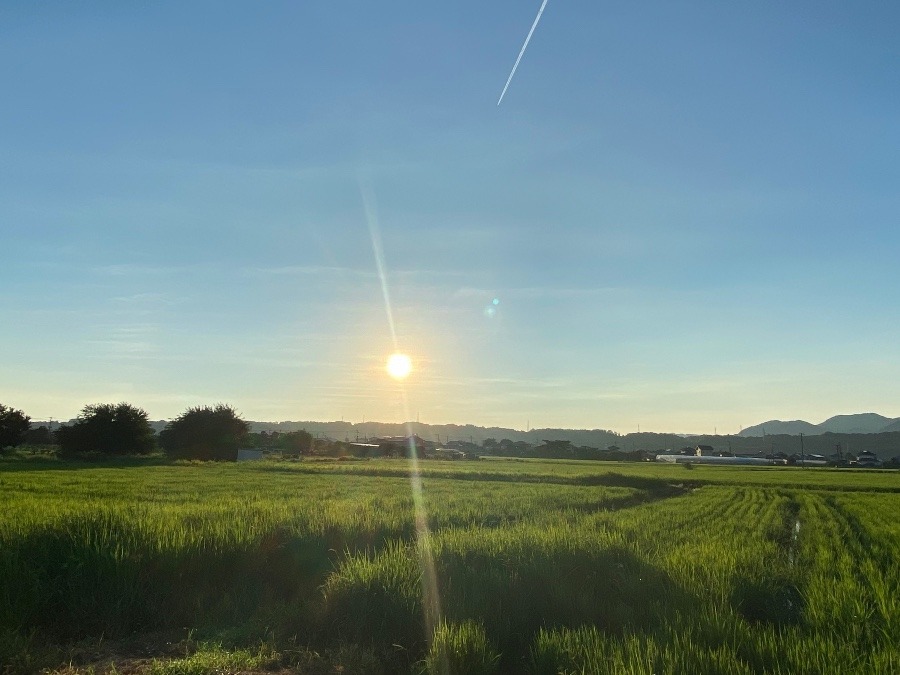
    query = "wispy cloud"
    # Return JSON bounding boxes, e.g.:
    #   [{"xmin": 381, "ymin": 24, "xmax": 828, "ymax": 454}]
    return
[
  {"xmin": 240, "ymin": 265, "xmax": 374, "ymax": 278},
  {"xmin": 241, "ymin": 265, "xmax": 471, "ymax": 283},
  {"xmin": 87, "ymin": 339, "xmax": 158, "ymax": 356},
  {"xmin": 111, "ymin": 292, "xmax": 187, "ymax": 307},
  {"xmin": 94, "ymin": 264, "xmax": 181, "ymax": 277},
  {"xmin": 86, "ymin": 323, "xmax": 160, "ymax": 358}
]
